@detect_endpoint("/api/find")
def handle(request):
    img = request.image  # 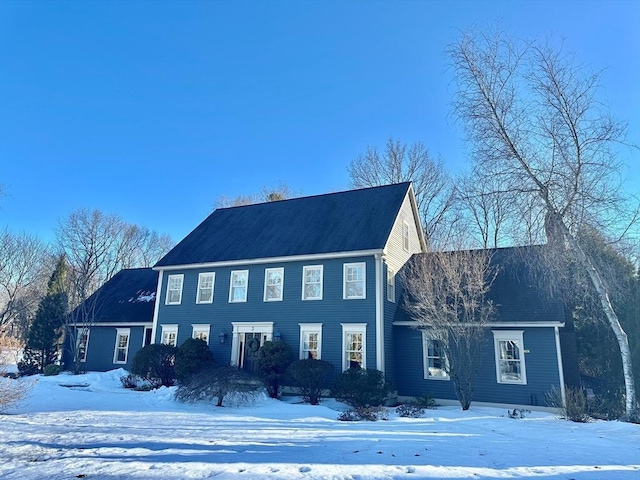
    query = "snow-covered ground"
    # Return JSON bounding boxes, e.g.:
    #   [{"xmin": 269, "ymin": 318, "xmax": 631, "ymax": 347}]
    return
[{"xmin": 0, "ymin": 370, "xmax": 638, "ymax": 480}]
